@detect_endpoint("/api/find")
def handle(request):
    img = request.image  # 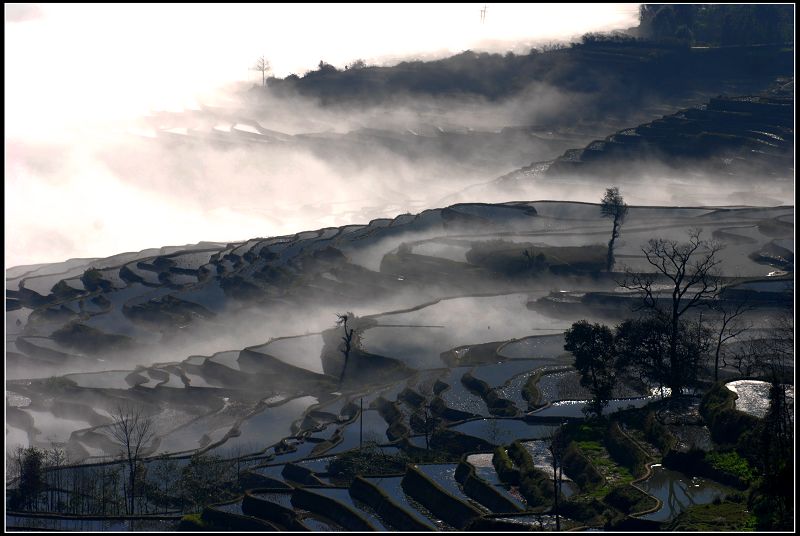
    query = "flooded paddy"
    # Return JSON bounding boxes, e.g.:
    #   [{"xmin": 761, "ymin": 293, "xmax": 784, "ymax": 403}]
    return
[
  {"xmin": 22, "ymin": 409, "xmax": 94, "ymax": 445},
  {"xmin": 5, "ymin": 515, "xmax": 178, "ymax": 531},
  {"xmin": 166, "ymin": 273, "xmax": 198, "ymax": 286},
  {"xmin": 250, "ymin": 491, "xmax": 293, "ymax": 509},
  {"xmin": 249, "ymin": 334, "xmax": 325, "ymax": 374},
  {"xmin": 466, "ymin": 453, "xmax": 528, "ymax": 509},
  {"xmin": 364, "ymin": 293, "xmax": 568, "ymax": 369},
  {"xmin": 324, "ymin": 410, "xmax": 391, "ymax": 454},
  {"xmin": 450, "ymin": 418, "xmax": 558, "ymax": 445},
  {"xmin": 725, "ymin": 380, "xmax": 794, "ymax": 419},
  {"xmin": 439, "ymin": 366, "xmax": 490, "ymax": 416},
  {"xmin": 176, "ymin": 283, "xmax": 228, "ymax": 313},
  {"xmin": 6, "ymin": 307, "xmax": 33, "ymax": 337},
  {"xmin": 300, "ymin": 516, "xmax": 344, "ymax": 531},
  {"xmin": 125, "ymin": 263, "xmax": 162, "ymax": 285},
  {"xmin": 306, "ymin": 487, "xmax": 391, "ymax": 530},
  {"xmin": 497, "ymin": 371, "xmax": 537, "ymax": 411},
  {"xmin": 183, "ymin": 371, "xmax": 219, "ymax": 388},
  {"xmin": 530, "ymin": 395, "xmax": 662, "ymax": 419},
  {"xmin": 6, "ymin": 425, "xmax": 30, "ymax": 449},
  {"xmin": 411, "ymin": 240, "xmax": 471, "ymax": 263},
  {"xmin": 496, "ymin": 334, "xmax": 567, "ymax": 359},
  {"xmin": 208, "ymin": 351, "xmax": 241, "ymax": 371},
  {"xmin": 471, "ymin": 359, "xmax": 547, "ymax": 388},
  {"xmin": 21, "ymin": 270, "xmax": 86, "ymax": 296},
  {"xmin": 84, "ymin": 283, "xmax": 167, "ymax": 339},
  {"xmin": 210, "ymin": 499, "xmax": 245, "ymax": 515},
  {"xmin": 64, "ymin": 370, "xmax": 138, "ymax": 390},
  {"xmin": 221, "ymin": 396, "xmax": 318, "ymax": 454},
  {"xmin": 365, "ymin": 475, "xmax": 440, "ymax": 529},
  {"xmin": 415, "ymin": 464, "xmax": 488, "ymax": 512},
  {"xmin": 7, "ymin": 391, "xmax": 32, "ymax": 407},
  {"xmin": 248, "ymin": 463, "xmax": 287, "ymax": 483},
  {"xmin": 636, "ymin": 465, "xmax": 730, "ymax": 523},
  {"xmin": 536, "ymin": 370, "xmax": 591, "ymax": 402}
]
